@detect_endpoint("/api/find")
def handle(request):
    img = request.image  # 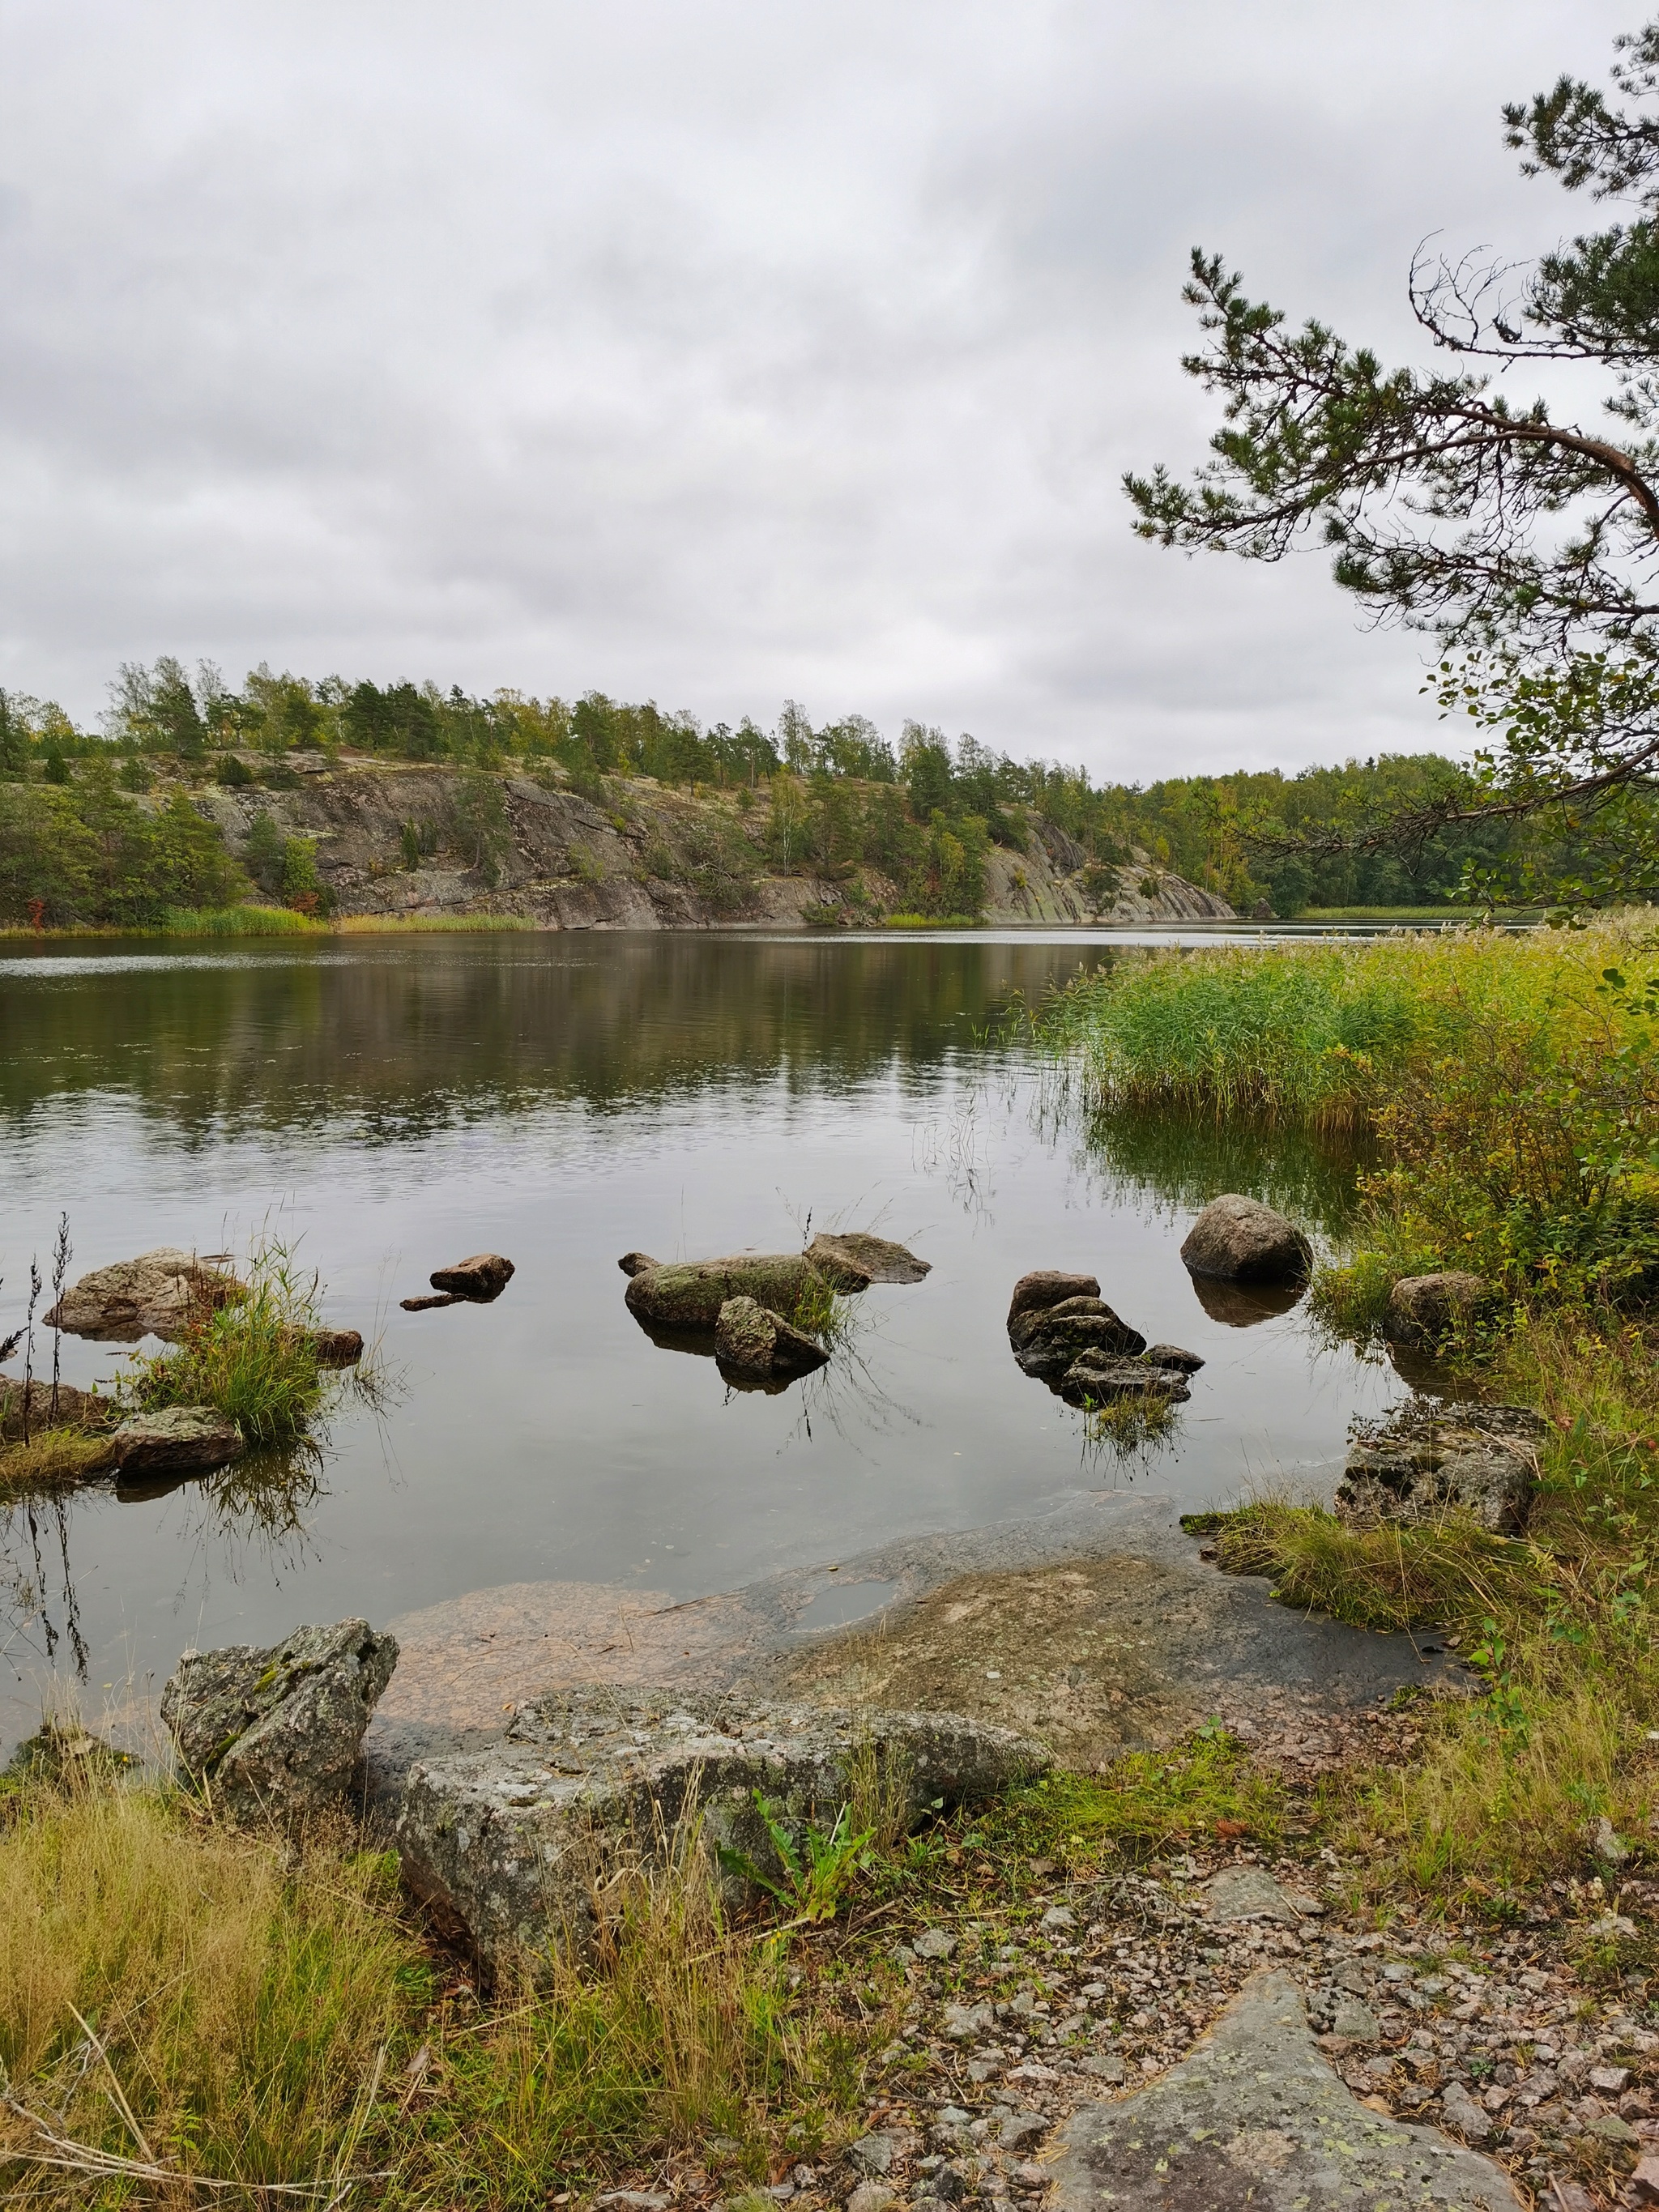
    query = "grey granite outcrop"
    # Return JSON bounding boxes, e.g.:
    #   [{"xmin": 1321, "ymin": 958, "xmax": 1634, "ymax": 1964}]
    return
[
  {"xmin": 1050, "ymin": 1969, "xmax": 1524, "ymax": 2210},
  {"xmin": 394, "ymin": 1687, "xmax": 1050, "ymax": 1974},
  {"xmin": 161, "ymin": 1618, "xmax": 399, "ymax": 1820}
]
